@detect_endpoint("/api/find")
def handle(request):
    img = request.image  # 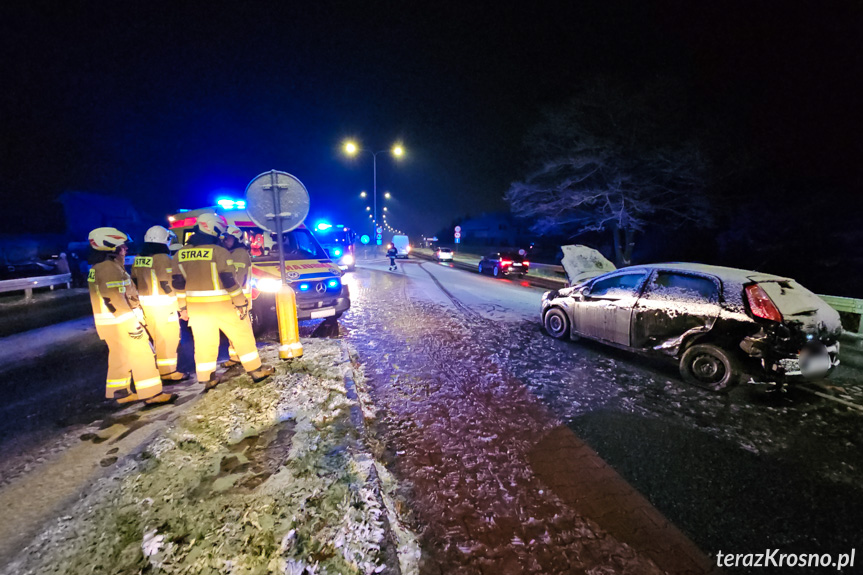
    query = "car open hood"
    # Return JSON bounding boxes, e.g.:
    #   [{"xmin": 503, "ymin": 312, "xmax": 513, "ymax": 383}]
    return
[{"xmin": 560, "ymin": 245, "xmax": 617, "ymax": 285}]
